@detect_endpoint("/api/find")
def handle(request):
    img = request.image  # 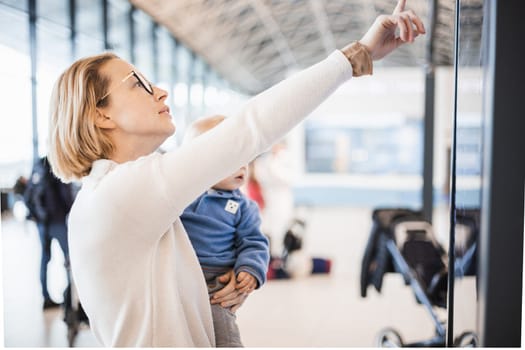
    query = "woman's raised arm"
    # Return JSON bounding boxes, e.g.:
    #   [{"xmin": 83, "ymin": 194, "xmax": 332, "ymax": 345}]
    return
[{"xmin": 159, "ymin": 0, "xmax": 425, "ymax": 216}]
